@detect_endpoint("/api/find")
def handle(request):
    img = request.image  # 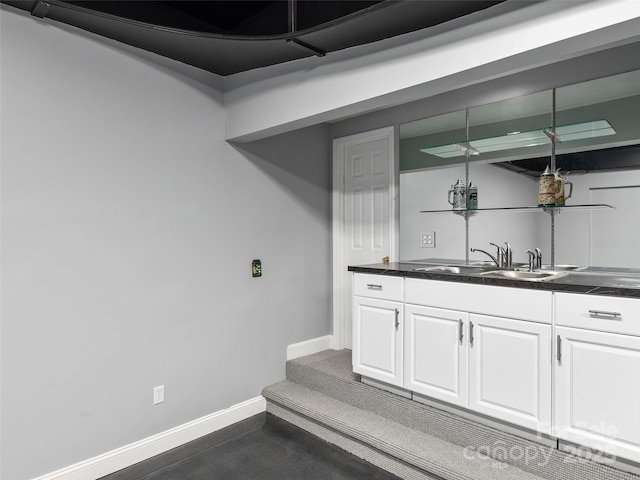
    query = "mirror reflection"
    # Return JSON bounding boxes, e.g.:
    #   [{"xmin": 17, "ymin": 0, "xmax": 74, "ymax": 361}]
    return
[{"xmin": 400, "ymin": 69, "xmax": 640, "ymax": 268}]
